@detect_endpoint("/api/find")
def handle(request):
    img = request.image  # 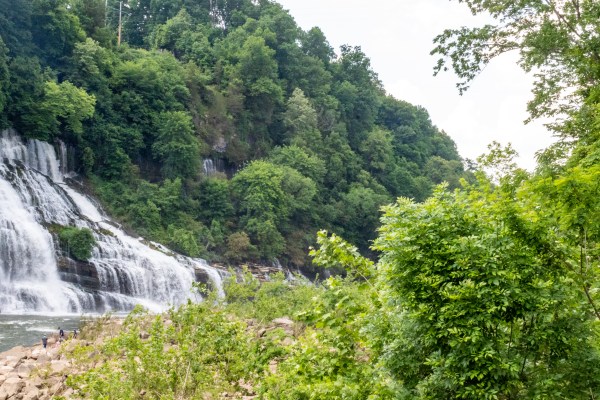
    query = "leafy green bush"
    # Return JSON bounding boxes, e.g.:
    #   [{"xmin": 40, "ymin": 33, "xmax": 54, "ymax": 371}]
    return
[
  {"xmin": 67, "ymin": 301, "xmax": 282, "ymax": 399},
  {"xmin": 58, "ymin": 226, "xmax": 96, "ymax": 261},
  {"xmin": 224, "ymin": 269, "xmax": 316, "ymax": 323}
]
